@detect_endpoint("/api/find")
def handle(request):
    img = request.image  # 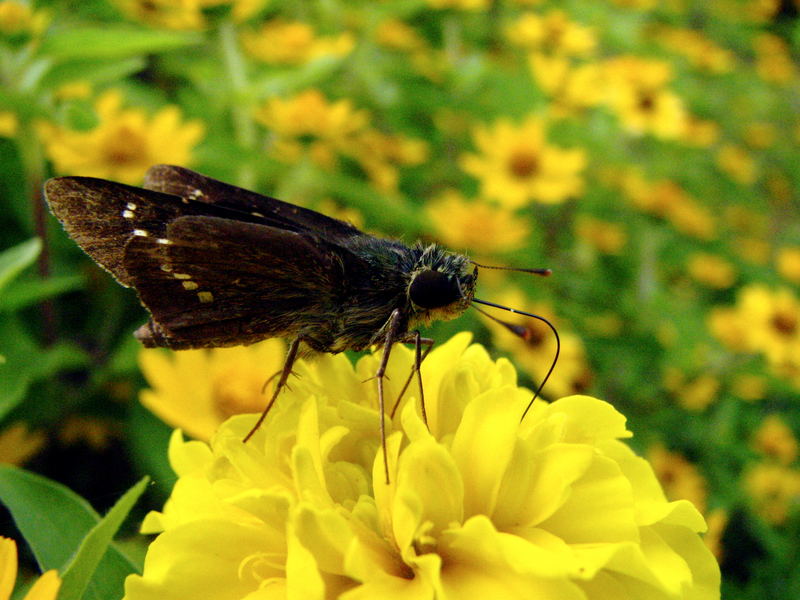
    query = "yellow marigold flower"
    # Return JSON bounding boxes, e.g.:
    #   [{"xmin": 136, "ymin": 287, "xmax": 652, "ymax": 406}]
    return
[
  {"xmin": 115, "ymin": 0, "xmax": 265, "ymax": 30},
  {"xmin": 680, "ymin": 117, "xmax": 720, "ymax": 147},
  {"xmin": 425, "ymin": 189, "xmax": 530, "ymax": 254},
  {"xmin": 506, "ymin": 10, "xmax": 596, "ymax": 57},
  {"xmin": 668, "ymin": 372, "xmax": 720, "ymax": 412},
  {"xmin": 753, "ymin": 33, "xmax": 795, "ymax": 83},
  {"xmin": 241, "ymin": 20, "xmax": 354, "ymax": 65},
  {"xmin": 731, "ymin": 373, "xmax": 766, "ymax": 401},
  {"xmin": 648, "ymin": 444, "xmax": 708, "ymax": 513},
  {"xmin": 425, "ymin": 0, "xmax": 490, "ymax": 10},
  {"xmin": 776, "ymin": 246, "xmax": 800, "ymax": 284},
  {"xmin": 752, "ymin": 414, "xmax": 798, "ymax": 465},
  {"xmin": 255, "ymin": 89, "xmax": 369, "ymax": 168},
  {"xmin": 53, "ymin": 81, "xmax": 92, "ymax": 101},
  {"xmin": 139, "ymin": 338, "xmax": 286, "ymax": 441},
  {"xmin": 707, "ymin": 307, "xmax": 751, "ymax": 353},
  {"xmin": 716, "ymin": 144, "xmax": 757, "ymax": 185},
  {"xmin": 620, "ymin": 174, "xmax": 716, "ymax": 240},
  {"xmin": 0, "ymin": 111, "xmax": 17, "ymax": 137},
  {"xmin": 652, "ymin": 26, "xmax": 735, "ymax": 74},
  {"xmin": 460, "ymin": 115, "xmax": 586, "ymax": 207},
  {"xmin": 350, "ymin": 129, "xmax": 428, "ymax": 193},
  {"xmin": 375, "ymin": 19, "xmax": 427, "ymax": 52},
  {"xmin": 743, "ymin": 122, "xmax": 776, "ymax": 148},
  {"xmin": 40, "ymin": 89, "xmax": 204, "ymax": 184},
  {"xmin": 574, "ymin": 216, "xmax": 627, "ymax": 255},
  {"xmin": 702, "ymin": 508, "xmax": 727, "ymax": 562},
  {"xmin": 743, "ymin": 462, "xmax": 800, "ymax": 524},
  {"xmin": 0, "ymin": 423, "xmax": 45, "ymax": 465},
  {"xmin": 0, "ymin": 0, "xmax": 48, "ymax": 36},
  {"xmin": 738, "ymin": 285, "xmax": 800, "ymax": 367},
  {"xmin": 528, "ymin": 55, "xmax": 605, "ymax": 114},
  {"xmin": 124, "ymin": 334, "xmax": 720, "ymax": 599},
  {"xmin": 602, "ymin": 56, "xmax": 687, "ymax": 139},
  {"xmin": 686, "ymin": 252, "xmax": 736, "ymax": 289},
  {"xmin": 0, "ymin": 537, "xmax": 60, "ymax": 600}
]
